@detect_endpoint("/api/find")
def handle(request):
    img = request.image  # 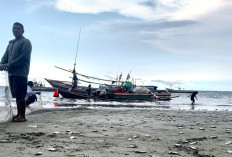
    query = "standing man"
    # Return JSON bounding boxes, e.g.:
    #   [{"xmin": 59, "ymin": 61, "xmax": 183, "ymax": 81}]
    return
[
  {"xmin": 68, "ymin": 68, "xmax": 78, "ymax": 91},
  {"xmin": 0, "ymin": 22, "xmax": 32, "ymax": 122}
]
